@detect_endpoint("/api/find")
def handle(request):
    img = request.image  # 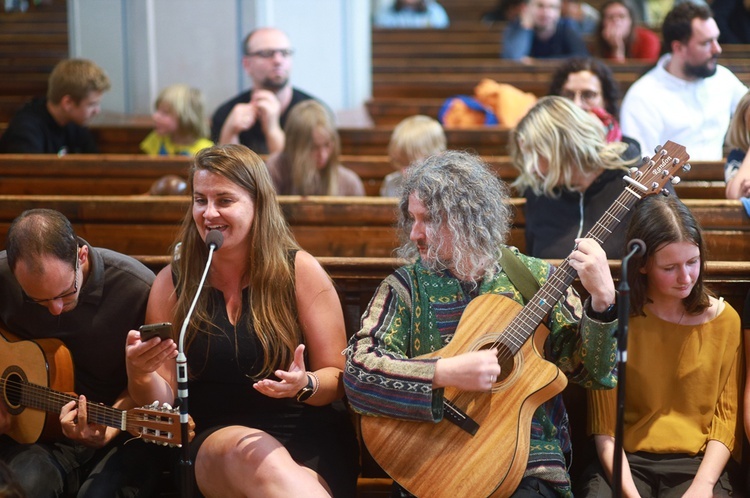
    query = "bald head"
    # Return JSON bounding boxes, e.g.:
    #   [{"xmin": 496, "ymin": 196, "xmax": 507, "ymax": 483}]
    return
[{"xmin": 242, "ymin": 27, "xmax": 293, "ymax": 91}]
